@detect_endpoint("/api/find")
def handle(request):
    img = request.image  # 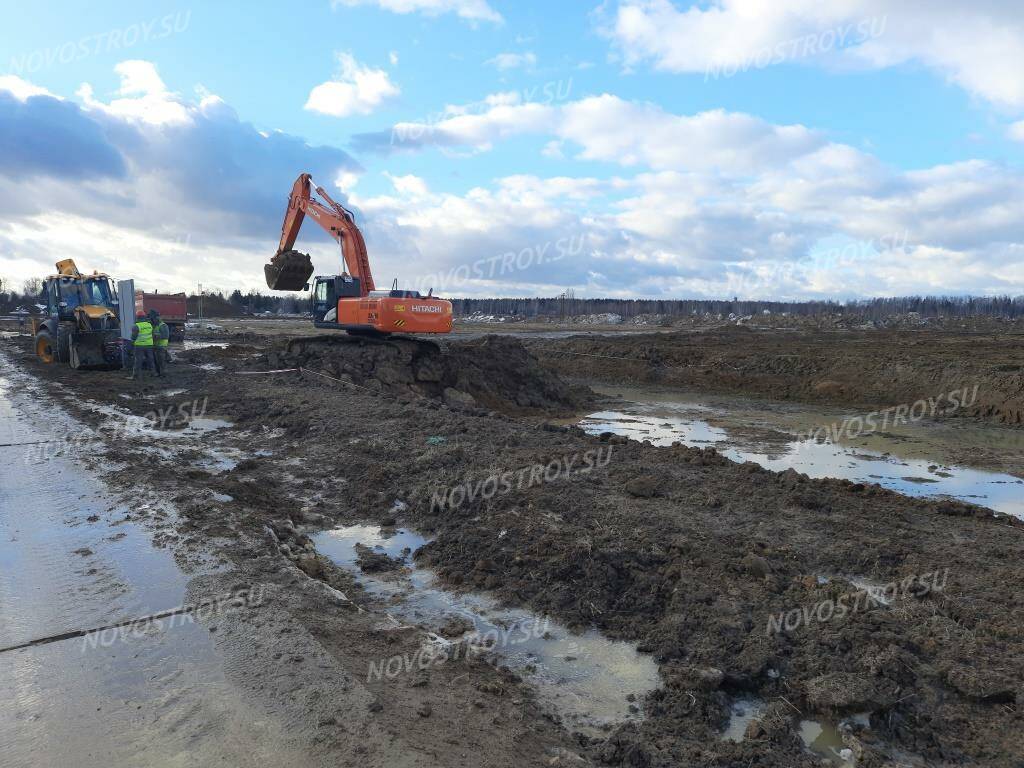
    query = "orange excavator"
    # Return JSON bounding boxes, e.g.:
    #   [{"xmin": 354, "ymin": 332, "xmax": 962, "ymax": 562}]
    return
[{"xmin": 264, "ymin": 173, "xmax": 452, "ymax": 335}]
